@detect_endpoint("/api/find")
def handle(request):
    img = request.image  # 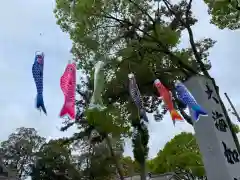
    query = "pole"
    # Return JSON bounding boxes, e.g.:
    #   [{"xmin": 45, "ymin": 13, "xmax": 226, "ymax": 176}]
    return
[
  {"xmin": 224, "ymin": 92, "xmax": 240, "ymax": 122},
  {"xmin": 184, "ymin": 76, "xmax": 240, "ymax": 180}
]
